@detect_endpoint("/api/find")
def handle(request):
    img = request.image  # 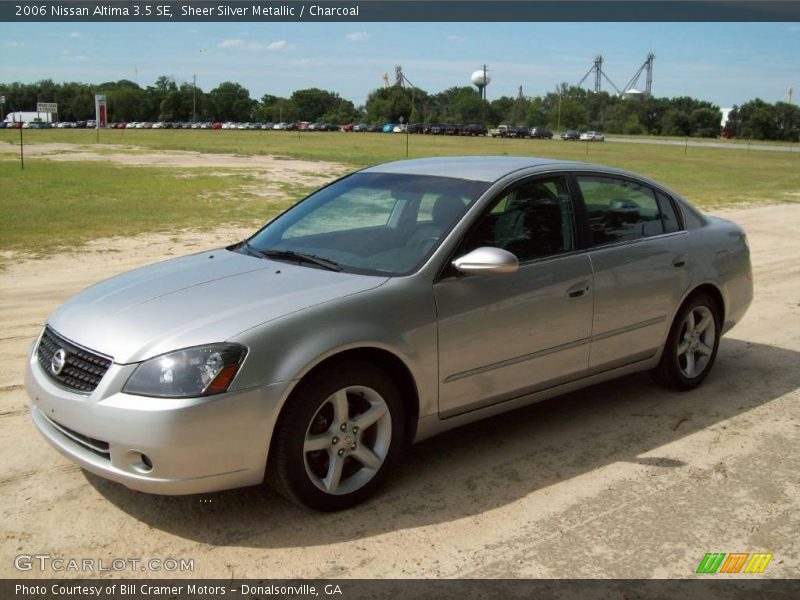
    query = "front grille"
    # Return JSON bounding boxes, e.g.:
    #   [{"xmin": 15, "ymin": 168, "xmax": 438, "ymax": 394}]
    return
[
  {"xmin": 44, "ymin": 415, "xmax": 110, "ymax": 459},
  {"xmin": 36, "ymin": 326, "xmax": 112, "ymax": 393}
]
